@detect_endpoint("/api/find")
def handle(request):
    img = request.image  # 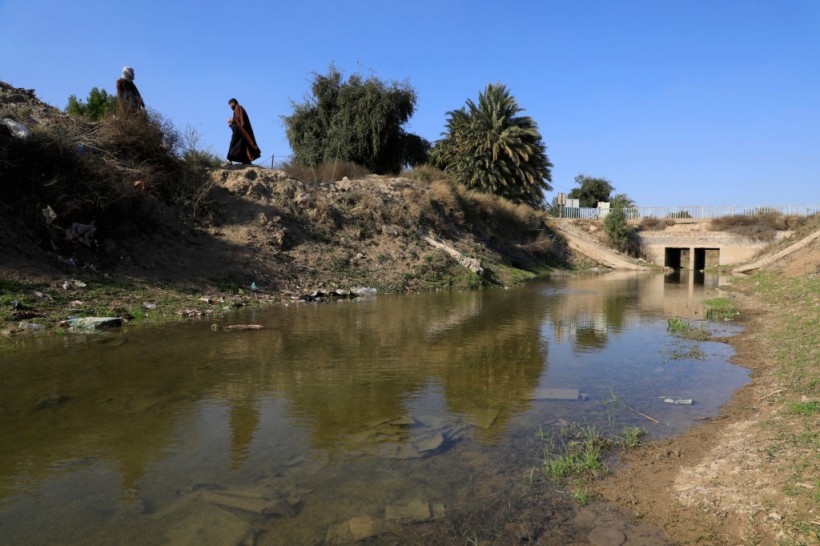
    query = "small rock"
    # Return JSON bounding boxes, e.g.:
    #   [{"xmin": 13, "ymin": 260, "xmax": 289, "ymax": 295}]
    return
[
  {"xmin": 62, "ymin": 317, "xmax": 122, "ymax": 330},
  {"xmin": 385, "ymin": 500, "xmax": 431, "ymax": 522},
  {"xmin": 198, "ymin": 489, "xmax": 293, "ymax": 517},
  {"xmin": 164, "ymin": 504, "xmax": 252, "ymax": 546},
  {"xmin": 431, "ymin": 502, "xmax": 446, "ymax": 520},
  {"xmin": 326, "ymin": 515, "xmax": 384, "ymax": 544},
  {"xmin": 588, "ymin": 526, "xmax": 626, "ymax": 546},
  {"xmin": 413, "ymin": 432, "xmax": 445, "ymax": 453},
  {"xmin": 18, "ymin": 321, "xmax": 45, "ymax": 331}
]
